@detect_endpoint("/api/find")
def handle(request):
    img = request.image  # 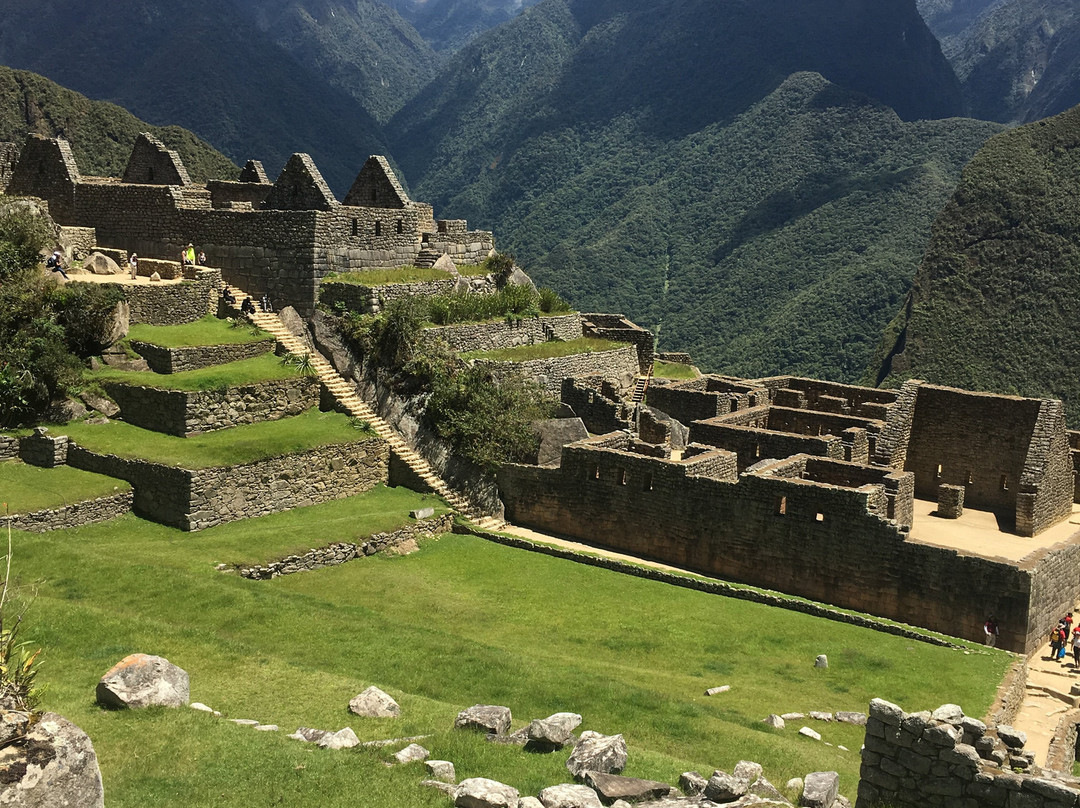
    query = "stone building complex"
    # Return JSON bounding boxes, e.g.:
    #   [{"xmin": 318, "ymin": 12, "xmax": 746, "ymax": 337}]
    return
[{"xmin": 0, "ymin": 133, "xmax": 493, "ymax": 312}]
